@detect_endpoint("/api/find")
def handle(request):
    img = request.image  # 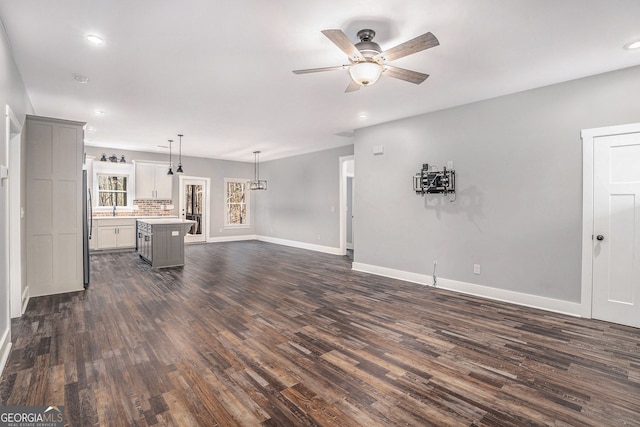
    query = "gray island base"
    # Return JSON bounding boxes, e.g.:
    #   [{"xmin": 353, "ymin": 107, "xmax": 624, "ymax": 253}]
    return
[{"xmin": 136, "ymin": 218, "xmax": 197, "ymax": 268}]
